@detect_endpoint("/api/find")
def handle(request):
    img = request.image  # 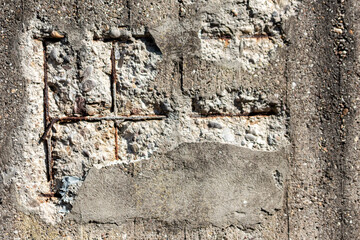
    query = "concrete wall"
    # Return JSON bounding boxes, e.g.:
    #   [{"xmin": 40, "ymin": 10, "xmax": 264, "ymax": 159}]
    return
[{"xmin": 0, "ymin": 0, "xmax": 359, "ymax": 239}]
